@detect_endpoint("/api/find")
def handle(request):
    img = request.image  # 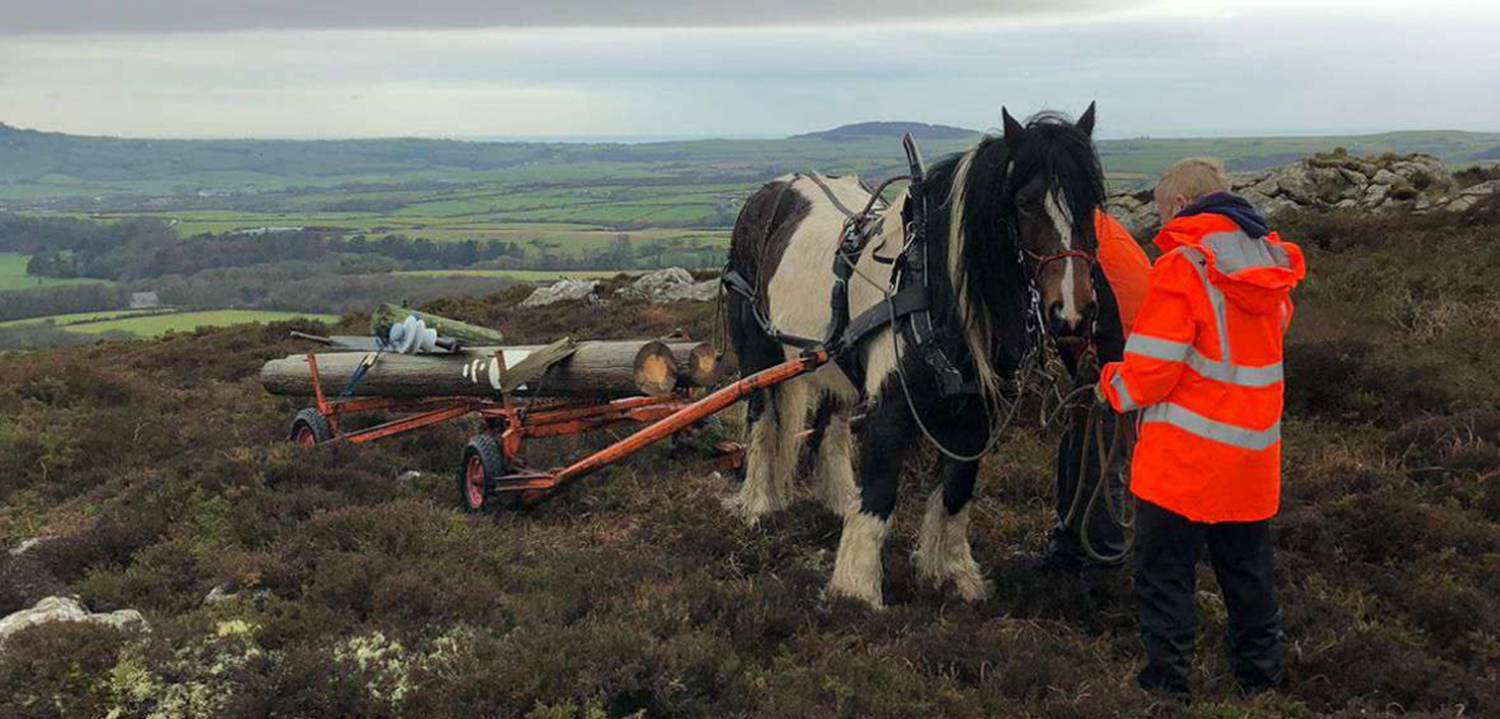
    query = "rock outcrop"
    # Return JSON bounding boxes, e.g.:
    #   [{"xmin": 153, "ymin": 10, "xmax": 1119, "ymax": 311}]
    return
[
  {"xmin": 524, "ymin": 268, "xmax": 719, "ymax": 308},
  {"xmin": 0, "ymin": 596, "xmax": 148, "ymax": 650},
  {"xmin": 618, "ymin": 267, "xmax": 720, "ymax": 303},
  {"xmin": 520, "ymin": 279, "xmax": 600, "ymax": 308},
  {"xmin": 7, "ymin": 537, "xmax": 48, "ymax": 557},
  {"xmin": 1106, "ymin": 150, "xmax": 1497, "ymax": 234}
]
